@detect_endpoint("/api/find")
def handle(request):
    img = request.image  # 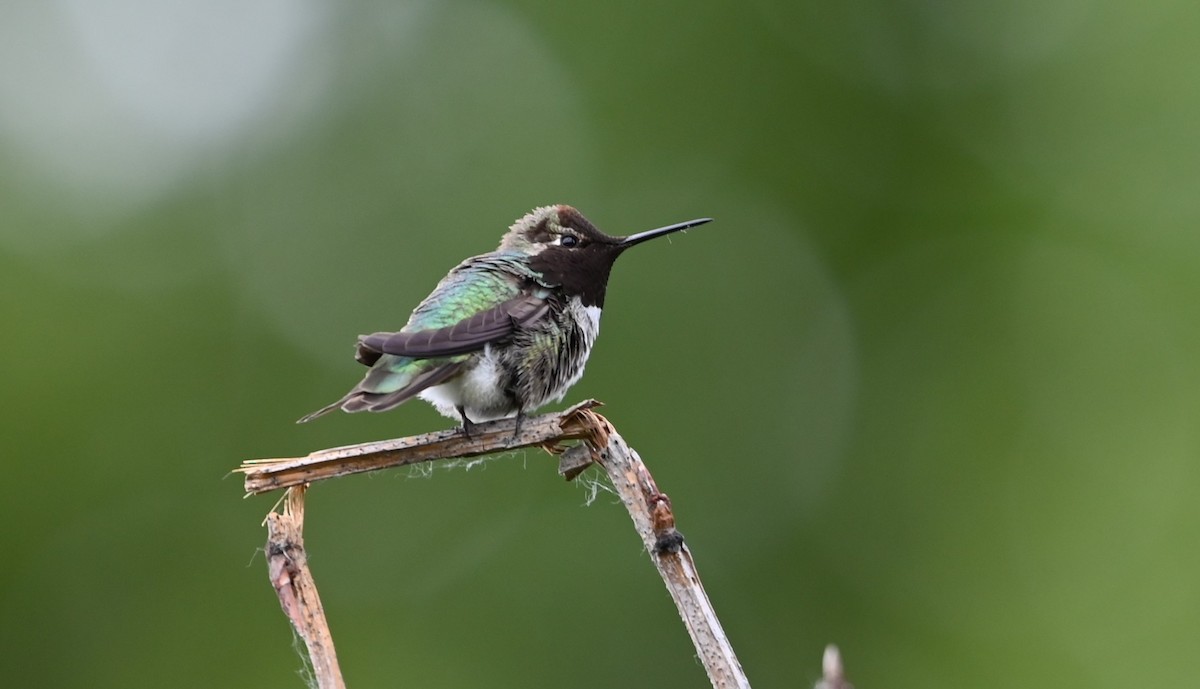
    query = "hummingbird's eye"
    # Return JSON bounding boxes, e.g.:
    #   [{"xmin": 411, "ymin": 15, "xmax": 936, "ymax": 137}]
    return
[{"xmin": 559, "ymin": 234, "xmax": 579, "ymax": 248}]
